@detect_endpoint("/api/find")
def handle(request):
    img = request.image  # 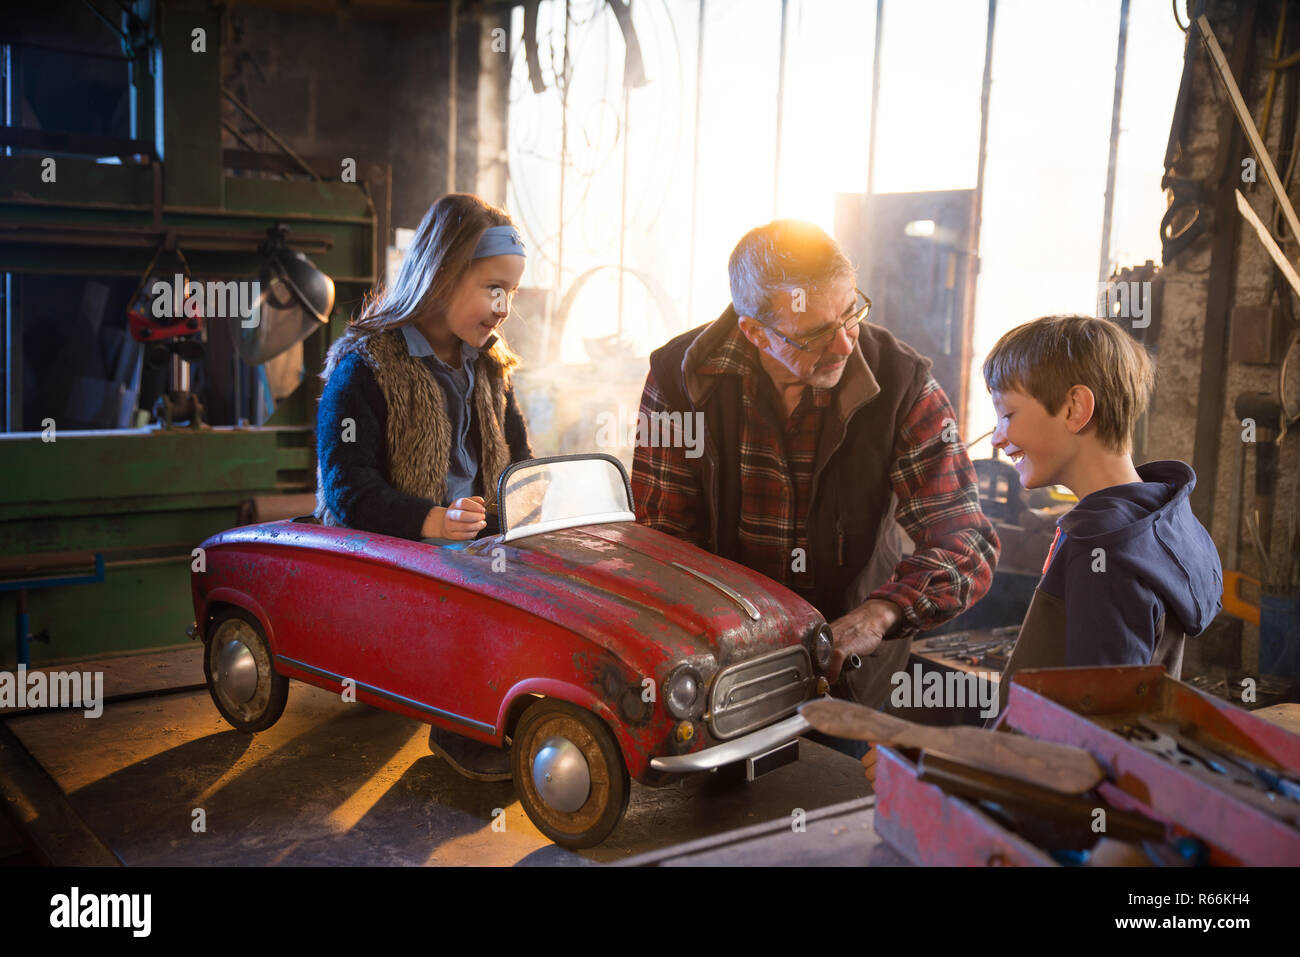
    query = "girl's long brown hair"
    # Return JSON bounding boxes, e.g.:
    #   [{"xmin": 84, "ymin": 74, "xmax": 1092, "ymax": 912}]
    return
[{"xmin": 348, "ymin": 193, "xmax": 520, "ymax": 375}]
